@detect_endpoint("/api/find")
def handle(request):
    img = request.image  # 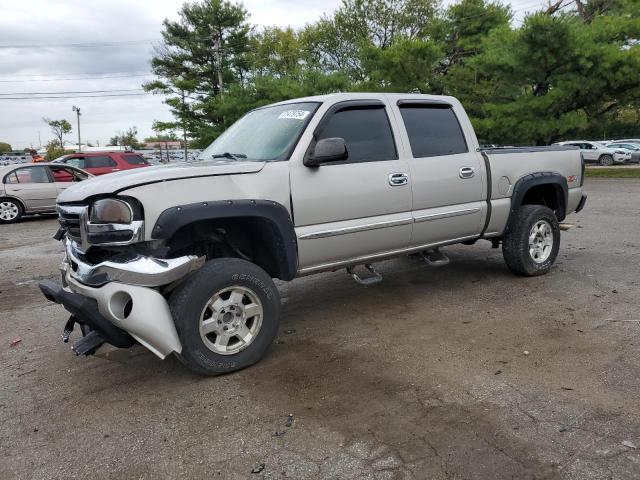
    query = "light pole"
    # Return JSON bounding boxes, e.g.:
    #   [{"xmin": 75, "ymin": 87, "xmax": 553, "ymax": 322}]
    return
[{"xmin": 72, "ymin": 106, "xmax": 81, "ymax": 152}]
